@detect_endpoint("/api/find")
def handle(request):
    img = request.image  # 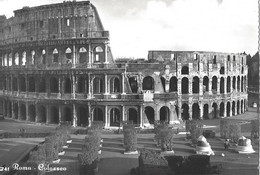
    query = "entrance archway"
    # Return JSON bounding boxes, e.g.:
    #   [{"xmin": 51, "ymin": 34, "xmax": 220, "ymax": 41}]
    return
[
  {"xmin": 160, "ymin": 106, "xmax": 170, "ymax": 123},
  {"xmin": 38, "ymin": 105, "xmax": 46, "ymax": 123},
  {"xmin": 192, "ymin": 76, "xmax": 199, "ymax": 94},
  {"xmin": 212, "ymin": 103, "xmax": 218, "ymax": 119},
  {"xmin": 237, "ymin": 100, "xmax": 240, "ymax": 115},
  {"xmin": 28, "ymin": 105, "xmax": 36, "ymax": 122},
  {"xmin": 203, "ymin": 76, "xmax": 209, "ymax": 92},
  {"xmin": 144, "ymin": 106, "xmax": 154, "ymax": 124},
  {"xmin": 232, "ymin": 101, "xmax": 235, "ymax": 115},
  {"xmin": 63, "ymin": 107, "xmax": 72, "ymax": 123},
  {"xmin": 181, "ymin": 103, "xmax": 189, "ymax": 120},
  {"xmin": 77, "ymin": 107, "xmax": 89, "ymax": 127},
  {"xmin": 128, "ymin": 77, "xmax": 138, "ymax": 93},
  {"xmin": 203, "ymin": 104, "xmax": 209, "ymax": 119},
  {"xmin": 169, "ymin": 76, "xmax": 177, "ymax": 92},
  {"xmin": 93, "ymin": 108, "xmax": 104, "ymax": 121},
  {"xmin": 181, "ymin": 77, "xmax": 189, "ymax": 94},
  {"xmin": 143, "ymin": 76, "xmax": 154, "ymax": 91},
  {"xmin": 220, "ymin": 102, "xmax": 224, "ymax": 117},
  {"xmin": 20, "ymin": 104, "xmax": 26, "ymax": 120},
  {"xmin": 14, "ymin": 103, "xmax": 18, "ymax": 119},
  {"xmin": 192, "ymin": 103, "xmax": 200, "ymax": 119},
  {"xmin": 212, "ymin": 76, "xmax": 217, "ymax": 93},
  {"xmin": 227, "ymin": 102, "xmax": 231, "ymax": 117},
  {"xmin": 110, "ymin": 108, "xmax": 120, "ymax": 127},
  {"xmin": 128, "ymin": 108, "xmax": 138, "ymax": 124},
  {"xmin": 49, "ymin": 106, "xmax": 59, "ymax": 124}
]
